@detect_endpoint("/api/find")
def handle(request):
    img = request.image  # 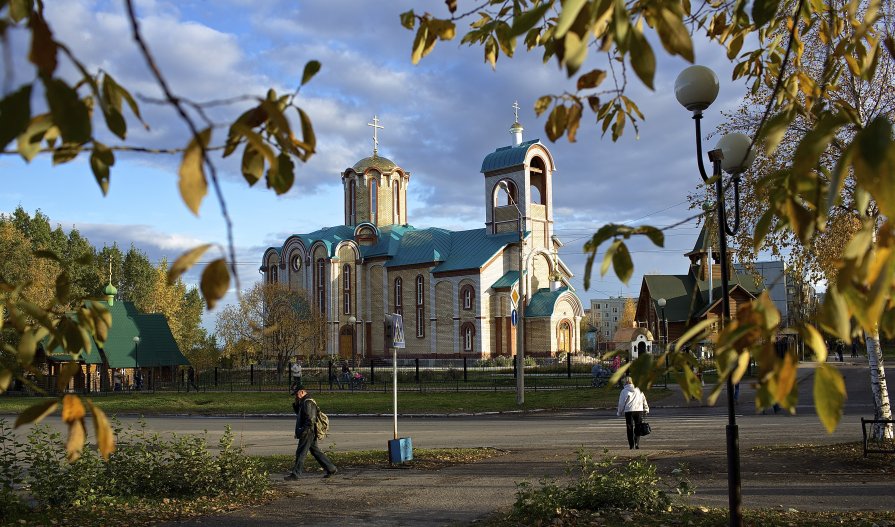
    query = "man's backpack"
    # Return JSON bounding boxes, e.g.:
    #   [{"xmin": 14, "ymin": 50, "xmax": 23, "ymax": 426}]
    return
[{"xmin": 306, "ymin": 398, "xmax": 329, "ymax": 440}]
